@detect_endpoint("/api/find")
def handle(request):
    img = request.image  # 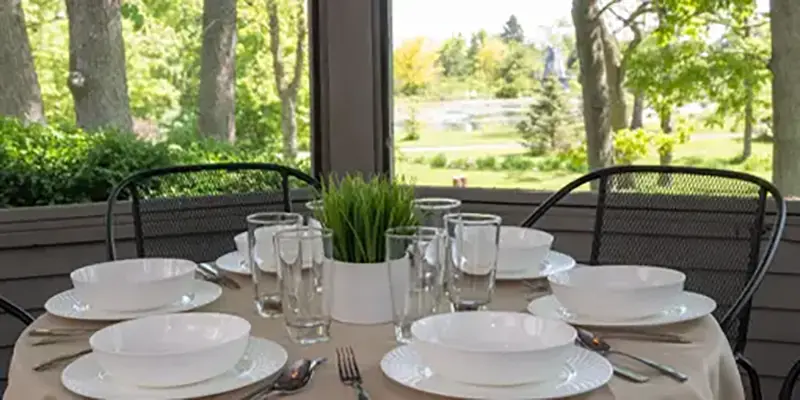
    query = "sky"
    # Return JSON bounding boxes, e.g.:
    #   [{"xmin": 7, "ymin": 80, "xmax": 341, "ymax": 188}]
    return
[{"xmin": 392, "ymin": 0, "xmax": 771, "ymax": 47}]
